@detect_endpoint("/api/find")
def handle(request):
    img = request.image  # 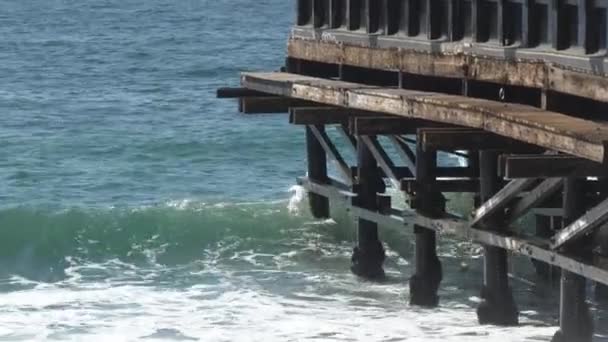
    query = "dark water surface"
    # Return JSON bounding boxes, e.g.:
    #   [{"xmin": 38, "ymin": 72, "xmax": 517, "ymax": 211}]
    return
[{"xmin": 0, "ymin": 1, "xmax": 600, "ymax": 340}]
